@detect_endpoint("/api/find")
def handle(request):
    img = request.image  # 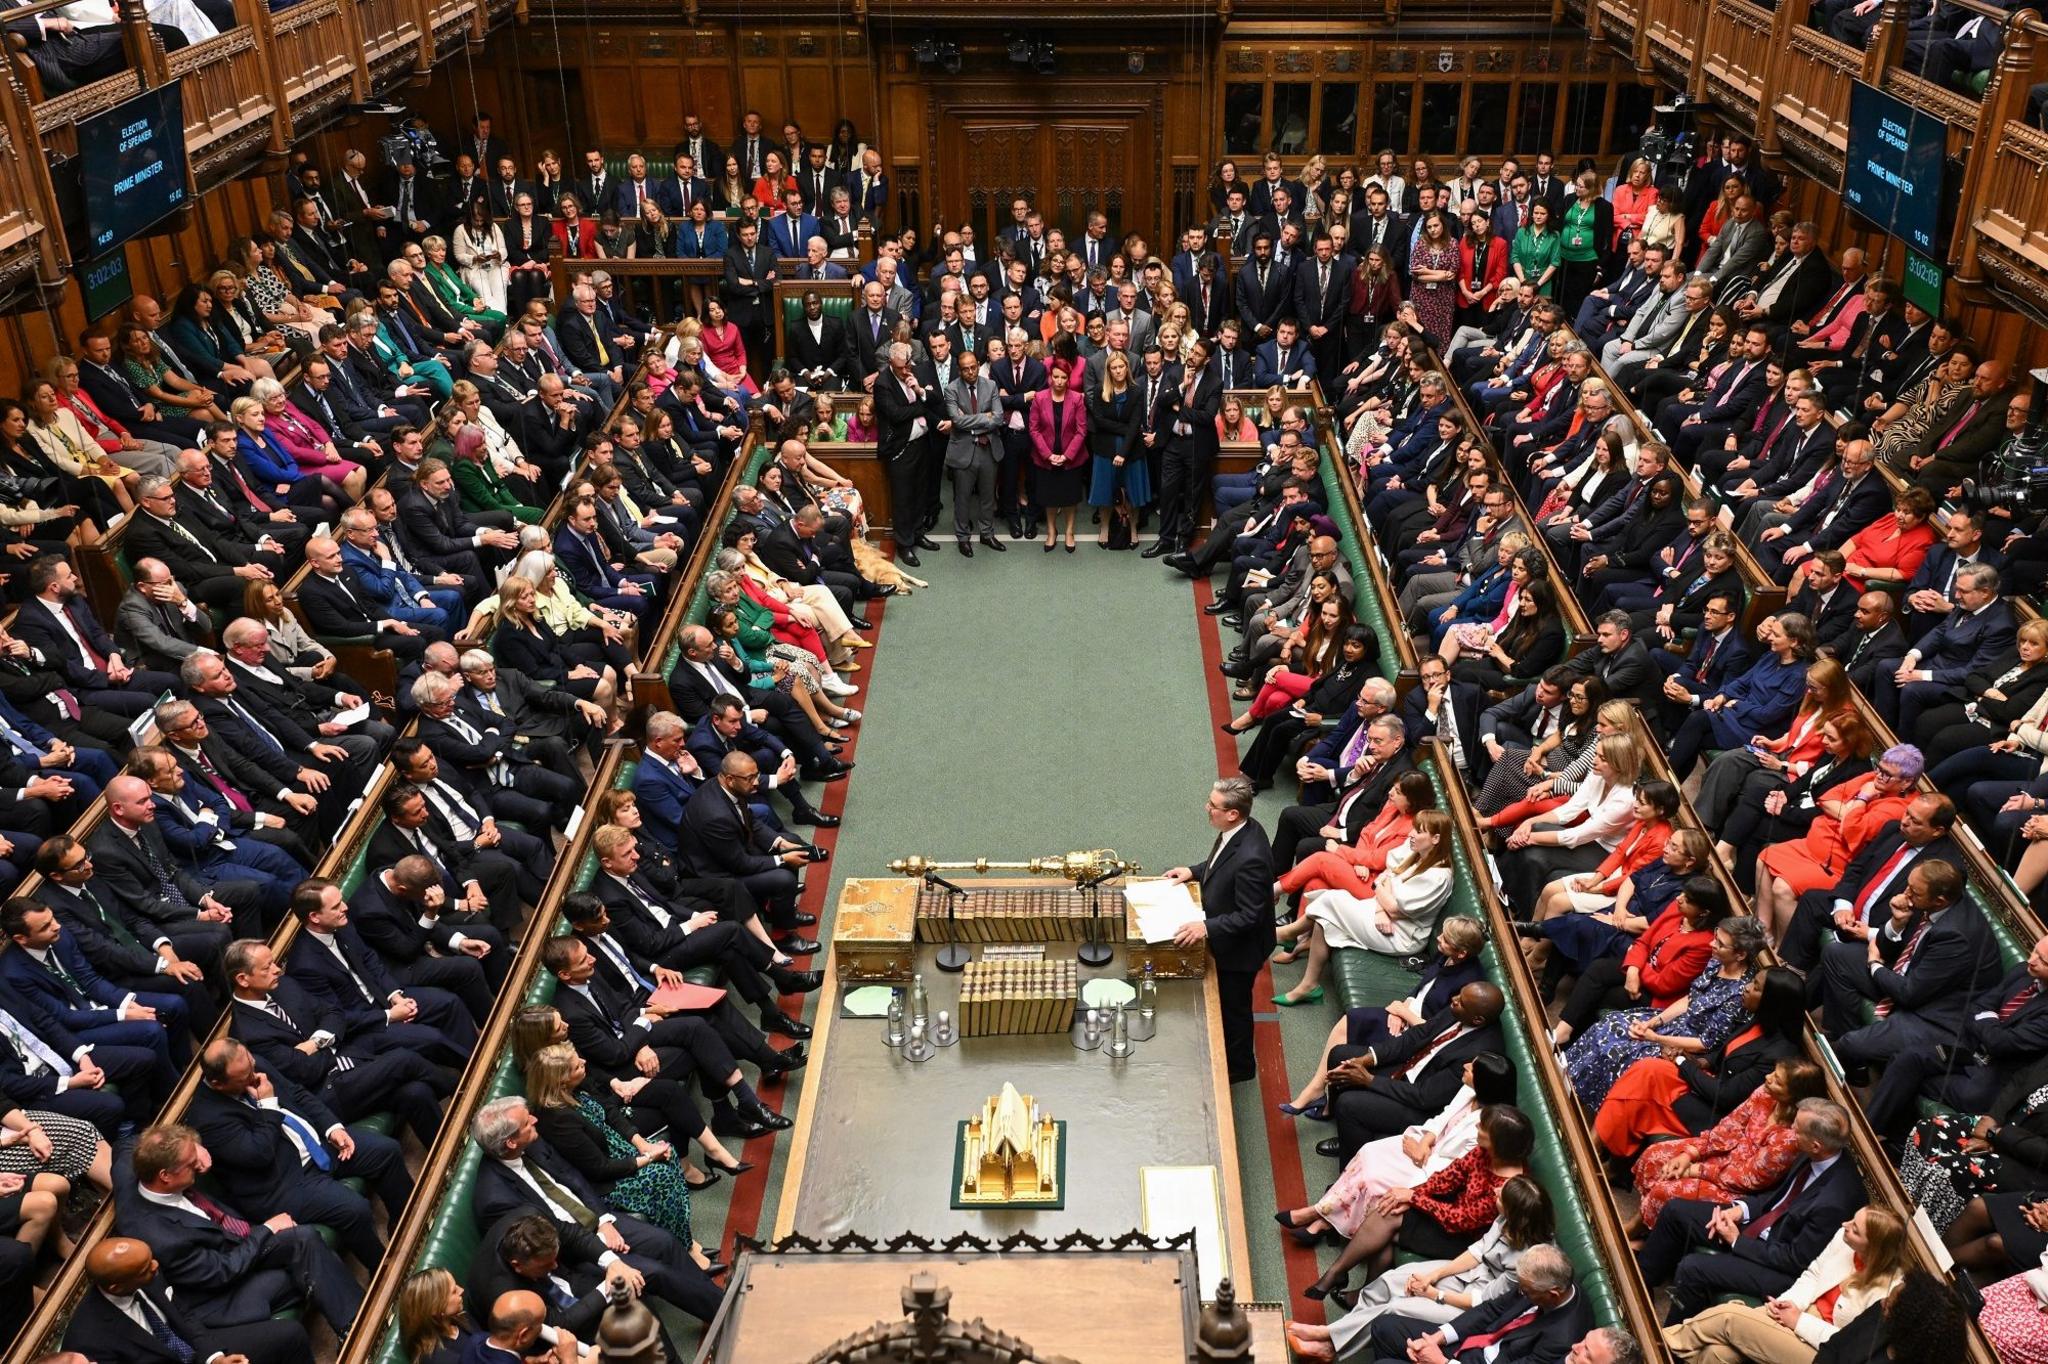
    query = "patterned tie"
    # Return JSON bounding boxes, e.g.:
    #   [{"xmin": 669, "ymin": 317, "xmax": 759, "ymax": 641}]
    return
[
  {"xmin": 185, "ymin": 1190, "xmax": 252, "ymax": 1237},
  {"xmin": 134, "ymin": 830, "xmax": 192, "ymax": 910},
  {"xmin": 1875, "ymin": 919, "xmax": 1933, "ymax": 1017},
  {"xmin": 135, "ymin": 1293, "xmax": 195, "ymax": 1364},
  {"xmin": 43, "ymin": 949, "xmax": 85, "ymax": 1001},
  {"xmin": 526, "ymin": 1161, "xmax": 600, "ymax": 1229},
  {"xmin": 2000, "ymin": 982, "xmax": 2041, "ymax": 1020}
]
